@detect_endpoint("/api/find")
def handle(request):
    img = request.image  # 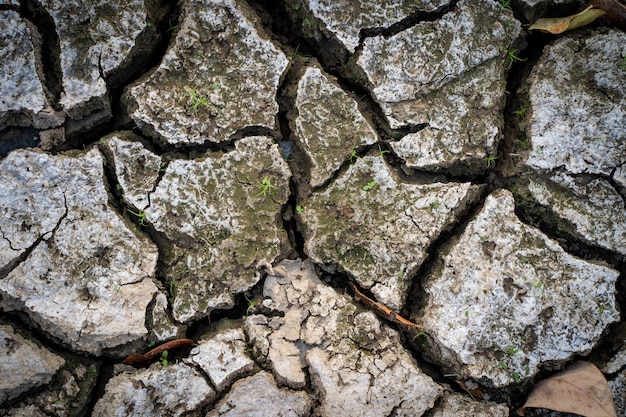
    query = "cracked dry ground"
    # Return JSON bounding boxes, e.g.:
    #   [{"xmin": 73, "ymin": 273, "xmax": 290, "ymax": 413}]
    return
[{"xmin": 0, "ymin": 0, "xmax": 625, "ymax": 416}]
